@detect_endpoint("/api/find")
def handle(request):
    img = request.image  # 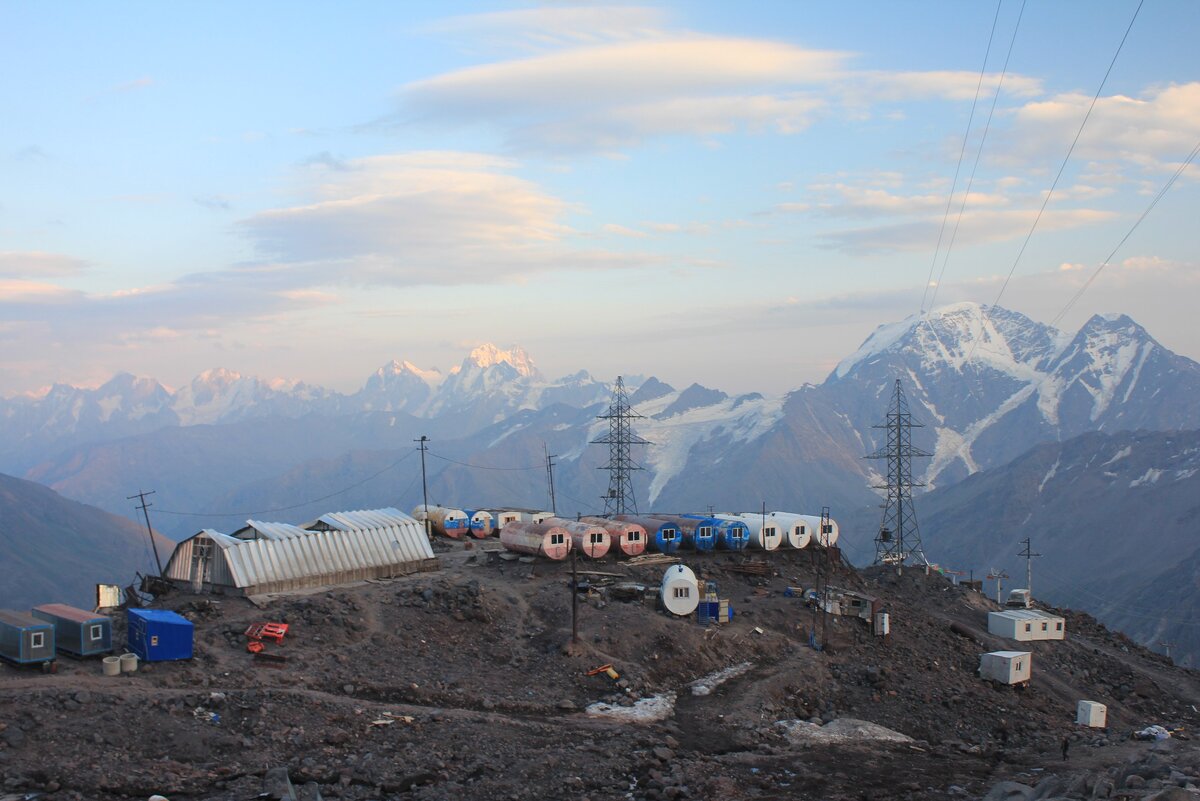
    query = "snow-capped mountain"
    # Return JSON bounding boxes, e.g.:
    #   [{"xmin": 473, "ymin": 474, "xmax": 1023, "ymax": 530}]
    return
[
  {"xmin": 356, "ymin": 360, "xmax": 443, "ymax": 415},
  {"xmin": 171, "ymin": 368, "xmax": 344, "ymax": 426},
  {"xmin": 824, "ymin": 303, "xmax": 1200, "ymax": 487}
]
